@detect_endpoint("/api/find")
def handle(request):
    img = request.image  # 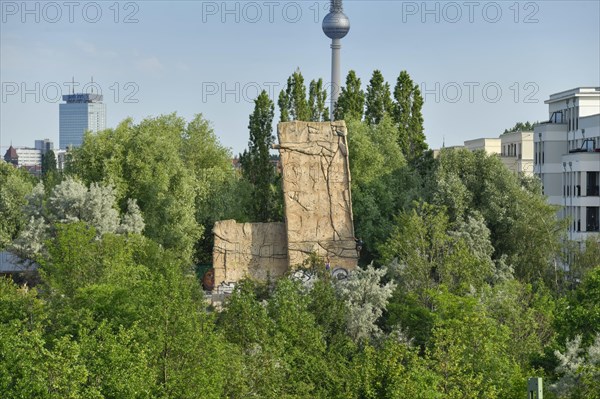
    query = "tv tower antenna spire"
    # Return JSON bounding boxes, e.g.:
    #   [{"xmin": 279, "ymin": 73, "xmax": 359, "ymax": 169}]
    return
[{"xmin": 323, "ymin": 0, "xmax": 350, "ymax": 120}]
